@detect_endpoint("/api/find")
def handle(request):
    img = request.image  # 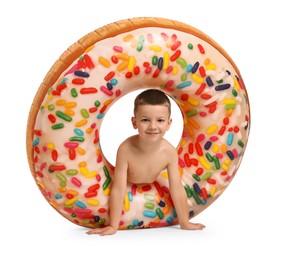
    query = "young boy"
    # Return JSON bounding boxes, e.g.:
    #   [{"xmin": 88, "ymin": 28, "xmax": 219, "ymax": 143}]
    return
[{"xmin": 87, "ymin": 89, "xmax": 205, "ymax": 236}]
